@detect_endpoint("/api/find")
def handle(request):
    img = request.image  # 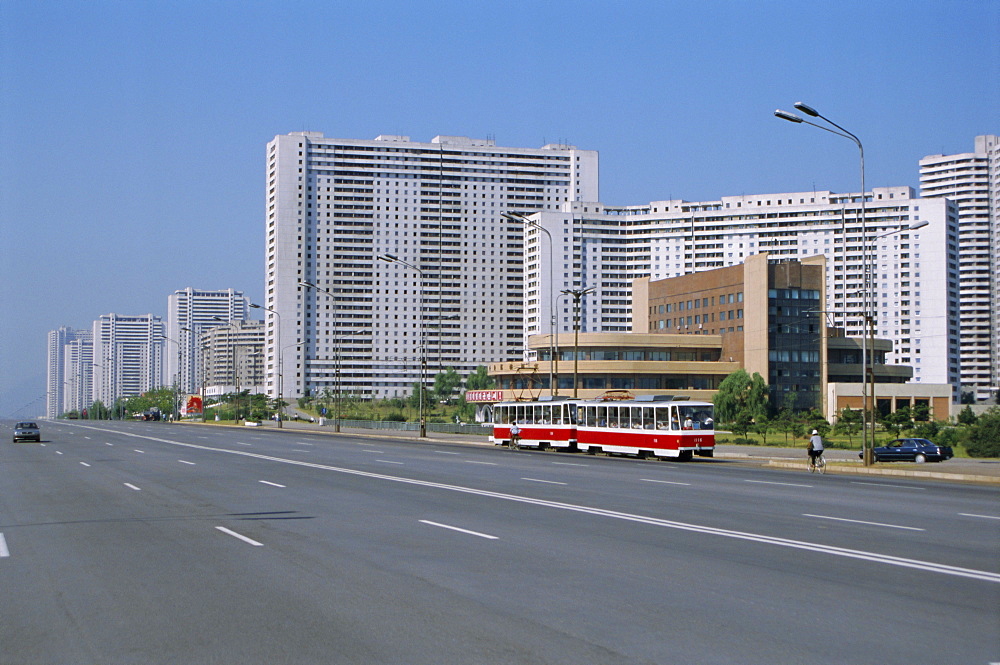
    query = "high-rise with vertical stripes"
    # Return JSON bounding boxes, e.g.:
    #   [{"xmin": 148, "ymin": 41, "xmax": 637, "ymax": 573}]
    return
[
  {"xmin": 920, "ymin": 135, "xmax": 1000, "ymax": 402},
  {"xmin": 264, "ymin": 132, "xmax": 598, "ymax": 400}
]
